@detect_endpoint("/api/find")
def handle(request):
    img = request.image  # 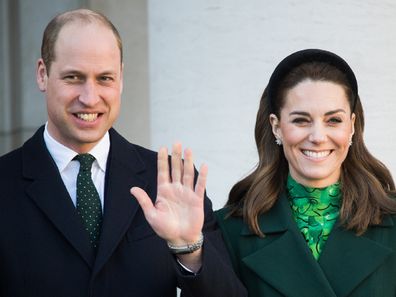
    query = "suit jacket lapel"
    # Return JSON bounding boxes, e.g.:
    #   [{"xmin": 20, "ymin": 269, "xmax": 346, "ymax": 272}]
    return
[
  {"xmin": 241, "ymin": 194, "xmax": 337, "ymax": 297},
  {"xmin": 318, "ymin": 217, "xmax": 394, "ymax": 297},
  {"xmin": 23, "ymin": 127, "xmax": 95, "ymax": 268},
  {"xmin": 93, "ymin": 129, "xmax": 148, "ymax": 276}
]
